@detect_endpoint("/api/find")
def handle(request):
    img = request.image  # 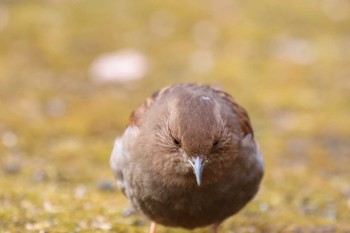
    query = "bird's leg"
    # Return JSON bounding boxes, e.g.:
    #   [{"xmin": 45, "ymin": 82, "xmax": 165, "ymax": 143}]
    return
[
  {"xmin": 149, "ymin": 221, "xmax": 157, "ymax": 233},
  {"xmin": 213, "ymin": 223, "xmax": 220, "ymax": 233}
]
